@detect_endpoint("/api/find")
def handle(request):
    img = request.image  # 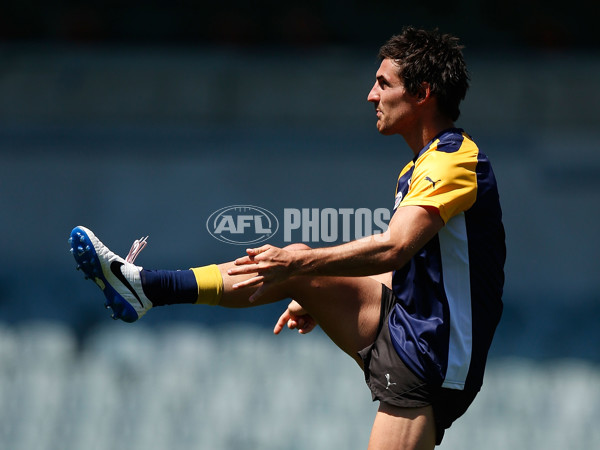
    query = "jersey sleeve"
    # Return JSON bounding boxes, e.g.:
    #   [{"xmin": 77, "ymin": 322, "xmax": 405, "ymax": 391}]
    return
[{"xmin": 400, "ymin": 144, "xmax": 479, "ymax": 223}]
